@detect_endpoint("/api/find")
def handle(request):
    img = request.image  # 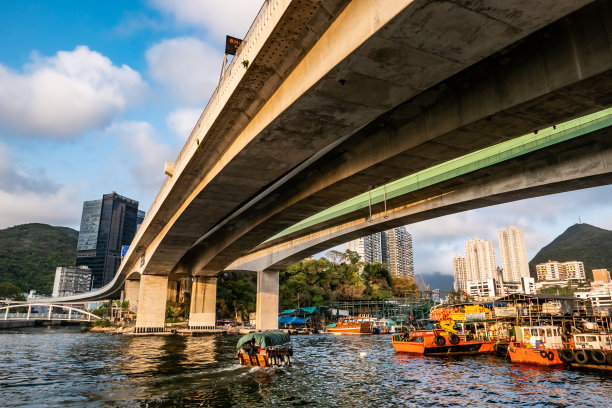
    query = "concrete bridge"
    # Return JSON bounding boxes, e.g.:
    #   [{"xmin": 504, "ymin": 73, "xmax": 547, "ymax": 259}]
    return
[{"xmin": 39, "ymin": 0, "xmax": 612, "ymax": 333}]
